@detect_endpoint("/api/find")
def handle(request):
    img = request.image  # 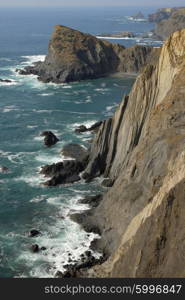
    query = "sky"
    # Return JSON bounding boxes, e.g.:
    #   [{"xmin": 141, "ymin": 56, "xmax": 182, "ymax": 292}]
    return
[{"xmin": 0, "ymin": 0, "xmax": 184, "ymax": 7}]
